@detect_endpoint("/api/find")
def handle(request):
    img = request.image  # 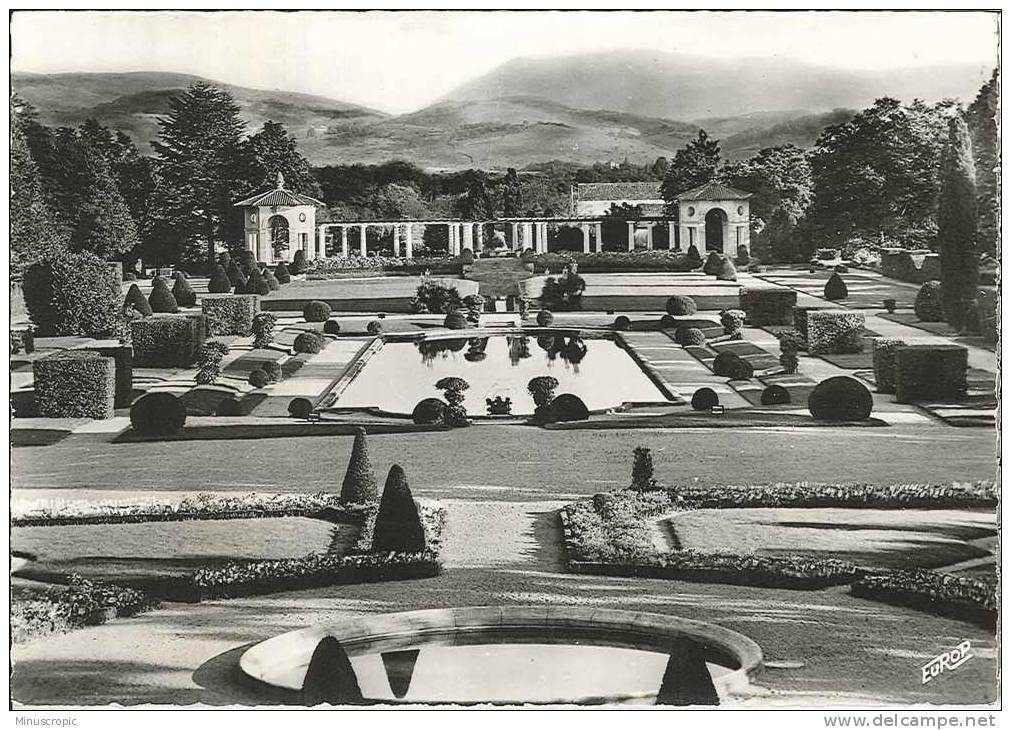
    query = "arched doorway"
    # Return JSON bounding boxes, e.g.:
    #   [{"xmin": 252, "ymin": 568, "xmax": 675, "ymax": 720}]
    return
[
  {"xmin": 268, "ymin": 215, "xmax": 290, "ymax": 260},
  {"xmin": 704, "ymin": 208, "xmax": 726, "ymax": 252}
]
